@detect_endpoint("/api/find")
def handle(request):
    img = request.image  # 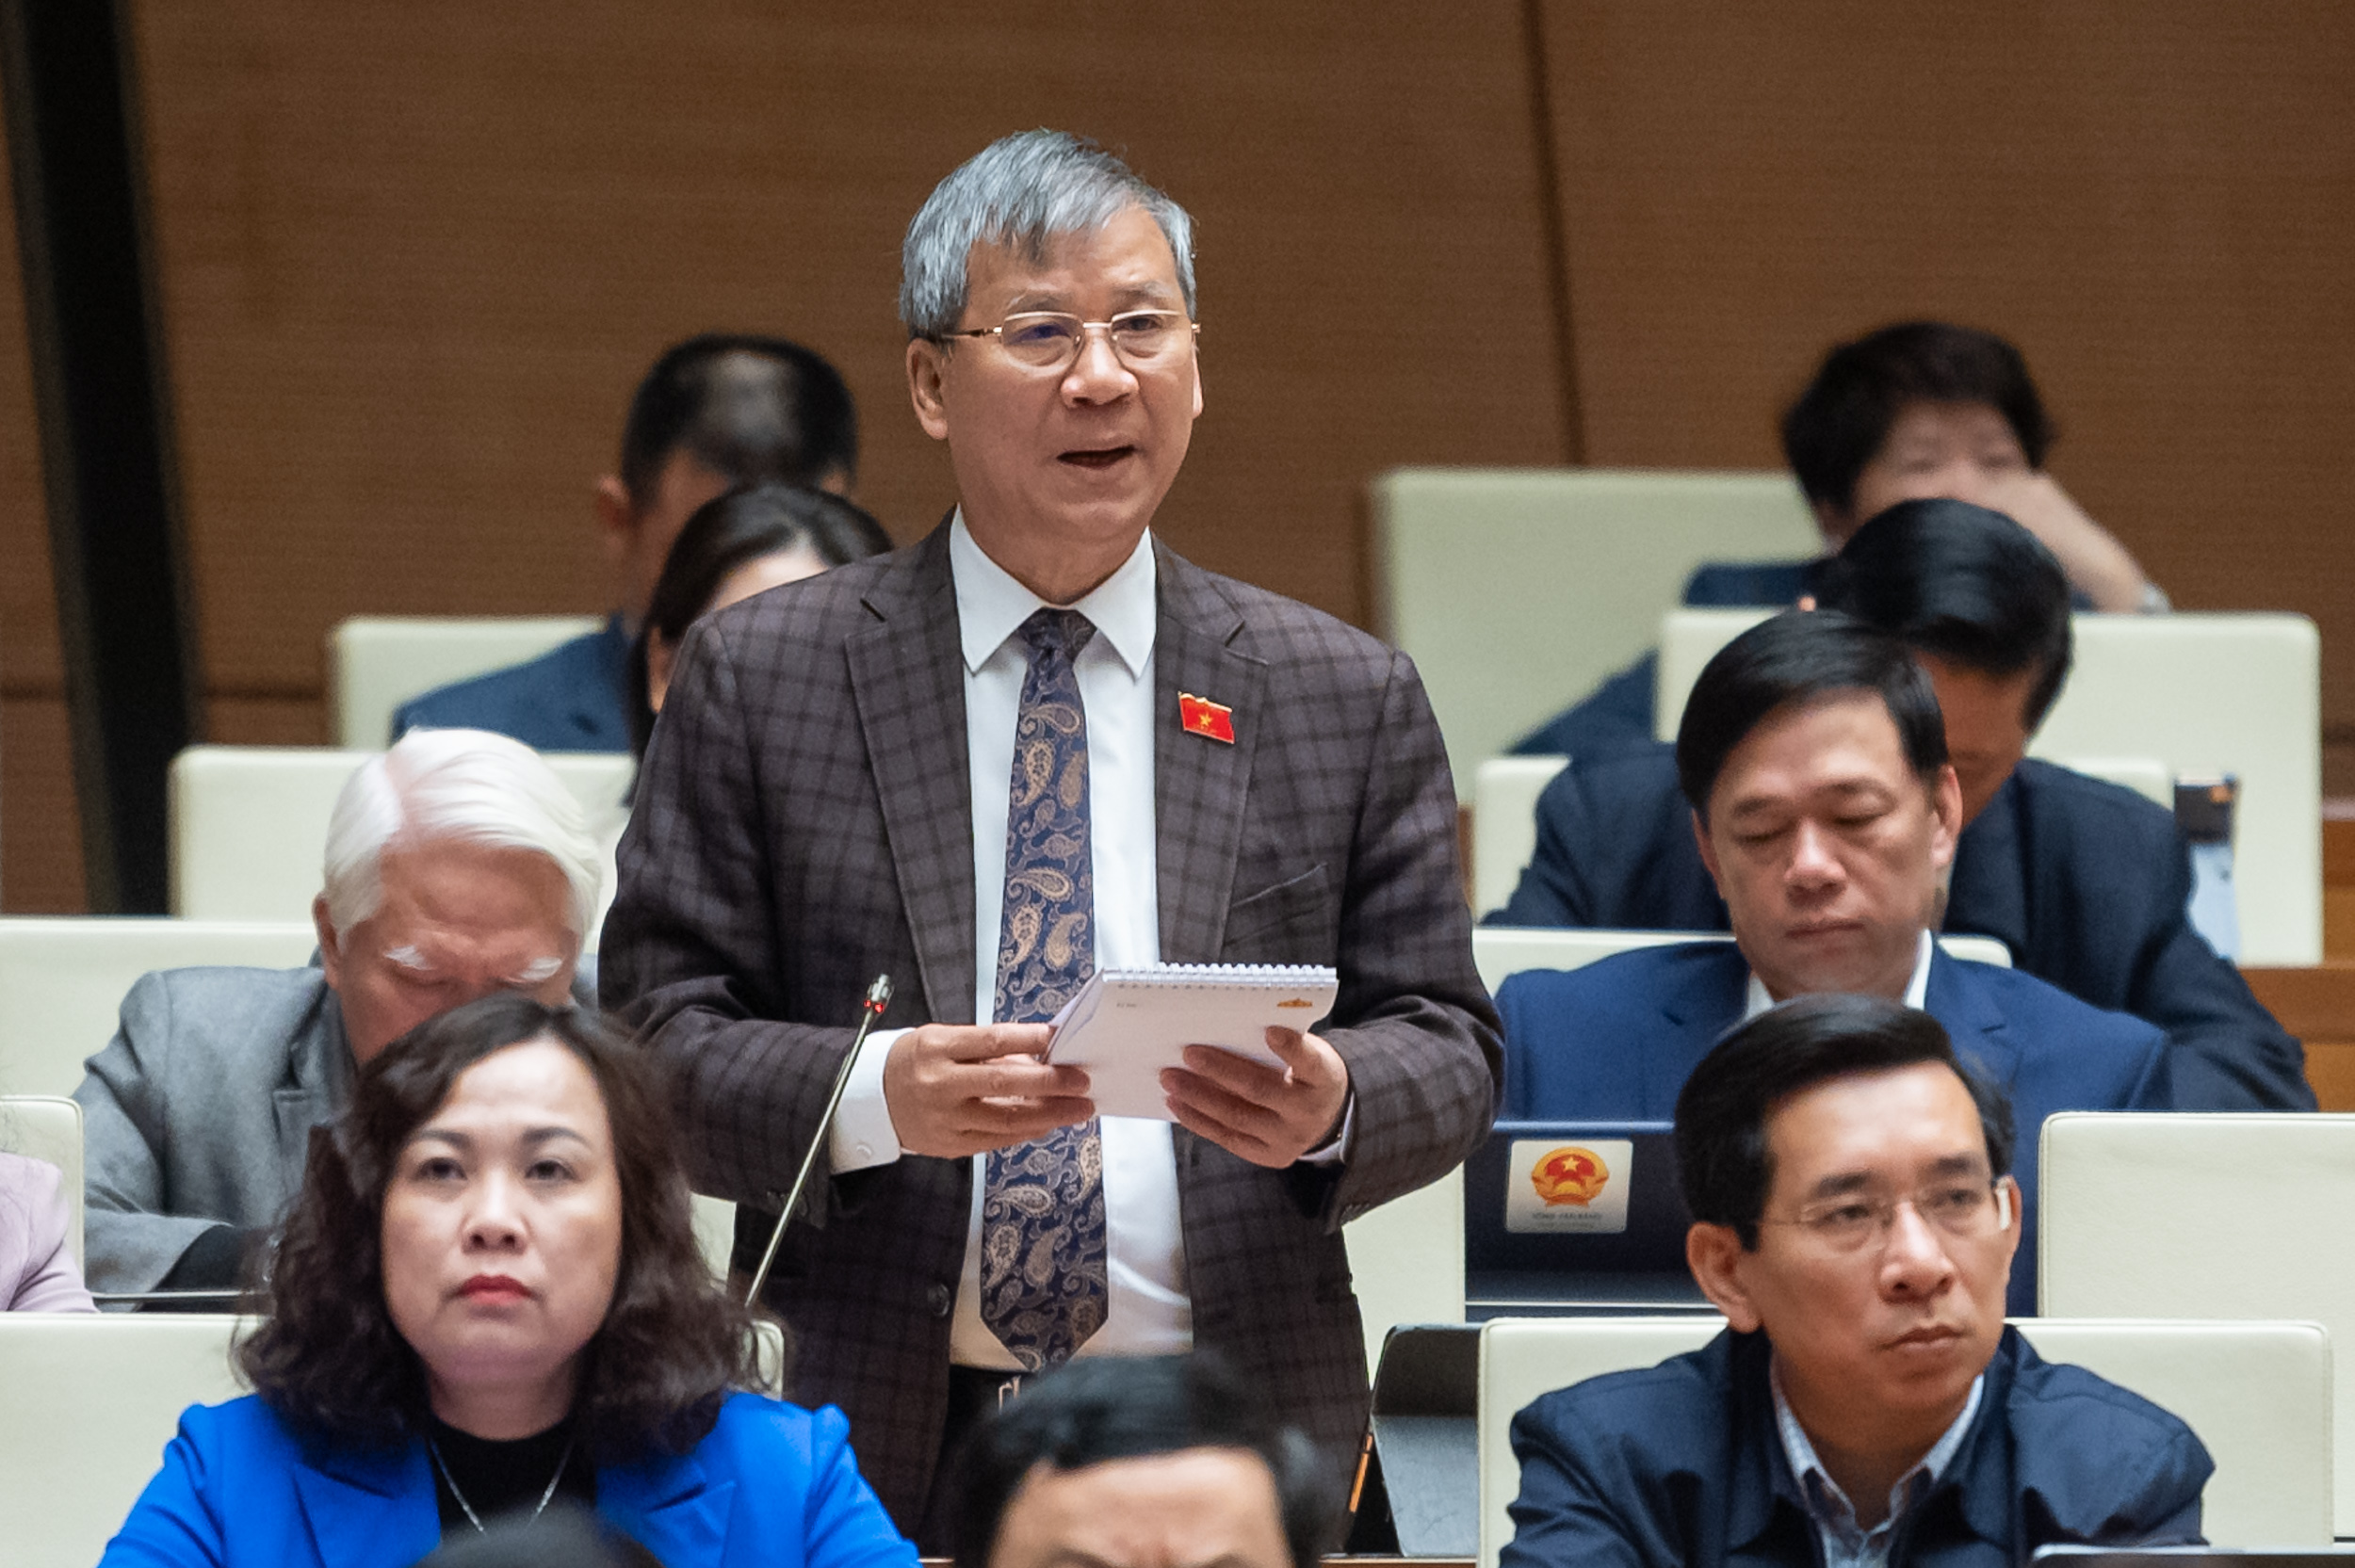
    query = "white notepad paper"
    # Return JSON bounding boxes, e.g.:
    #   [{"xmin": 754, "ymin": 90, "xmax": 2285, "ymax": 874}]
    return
[{"xmin": 1044, "ymin": 963, "xmax": 1340, "ymax": 1122}]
